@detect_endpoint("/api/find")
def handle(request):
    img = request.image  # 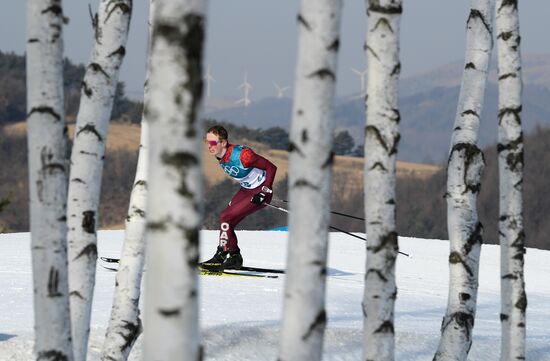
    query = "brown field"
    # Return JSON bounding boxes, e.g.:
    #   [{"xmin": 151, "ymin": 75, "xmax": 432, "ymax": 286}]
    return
[{"xmin": 5, "ymin": 120, "xmax": 440, "ymax": 193}]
